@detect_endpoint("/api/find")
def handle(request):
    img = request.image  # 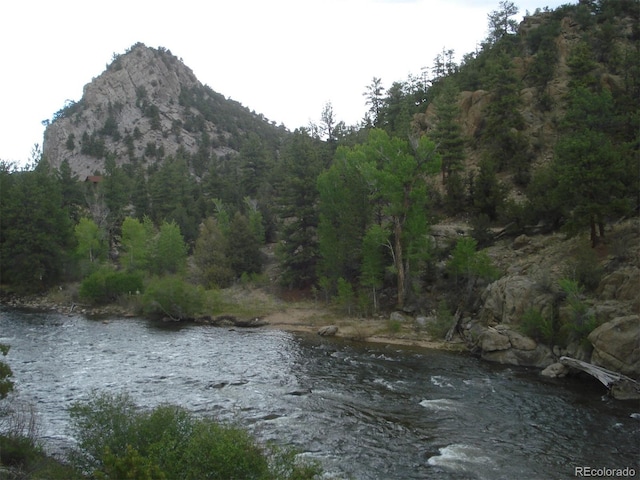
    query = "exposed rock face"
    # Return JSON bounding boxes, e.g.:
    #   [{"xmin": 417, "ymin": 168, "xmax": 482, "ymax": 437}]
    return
[
  {"xmin": 43, "ymin": 43, "xmax": 244, "ymax": 178},
  {"xmin": 588, "ymin": 316, "xmax": 640, "ymax": 379},
  {"xmin": 480, "ymin": 275, "xmax": 555, "ymax": 326},
  {"xmin": 475, "ymin": 325, "xmax": 554, "ymax": 368}
]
